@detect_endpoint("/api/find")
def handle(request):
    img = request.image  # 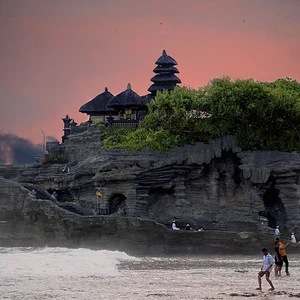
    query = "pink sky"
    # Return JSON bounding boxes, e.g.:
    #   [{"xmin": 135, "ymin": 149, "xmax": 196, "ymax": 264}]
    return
[{"xmin": 1, "ymin": 0, "xmax": 300, "ymax": 144}]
